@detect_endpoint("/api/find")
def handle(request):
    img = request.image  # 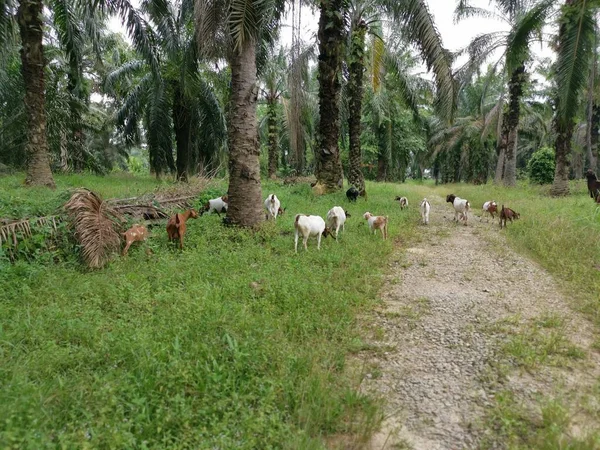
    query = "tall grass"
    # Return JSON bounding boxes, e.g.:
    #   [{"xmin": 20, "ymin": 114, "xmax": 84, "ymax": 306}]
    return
[{"xmin": 0, "ymin": 175, "xmax": 421, "ymax": 448}]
